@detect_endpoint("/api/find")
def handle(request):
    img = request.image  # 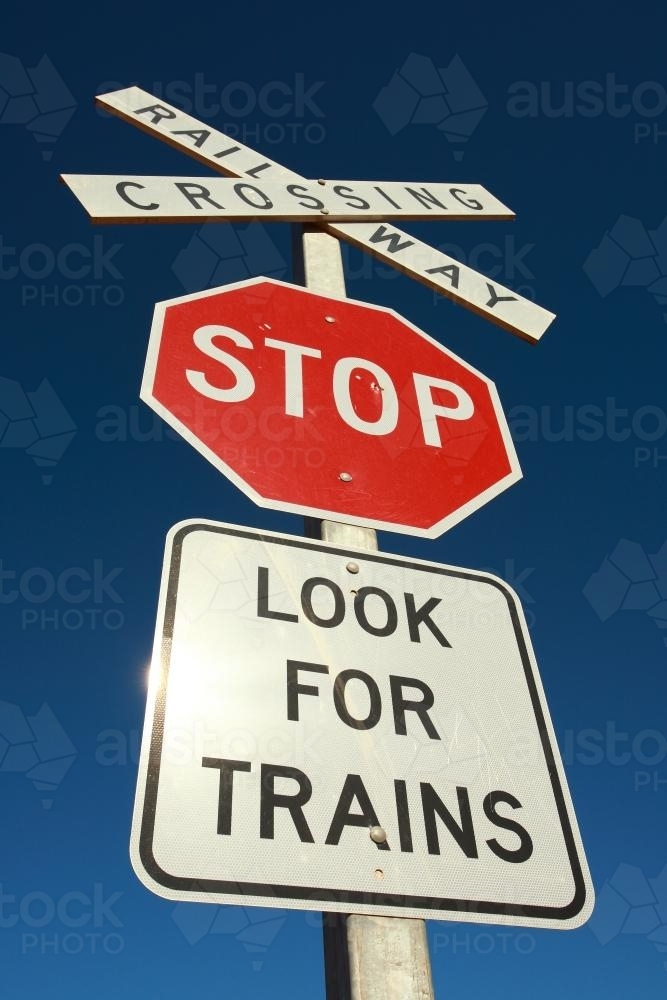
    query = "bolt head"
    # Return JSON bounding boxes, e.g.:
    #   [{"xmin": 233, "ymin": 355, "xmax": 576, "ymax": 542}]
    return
[
  {"xmin": 324, "ymin": 315, "xmax": 336, "ymax": 323},
  {"xmin": 346, "ymin": 561, "xmax": 360, "ymax": 574},
  {"xmin": 370, "ymin": 826, "xmax": 387, "ymax": 844},
  {"xmin": 339, "ymin": 472, "xmax": 353, "ymax": 482}
]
